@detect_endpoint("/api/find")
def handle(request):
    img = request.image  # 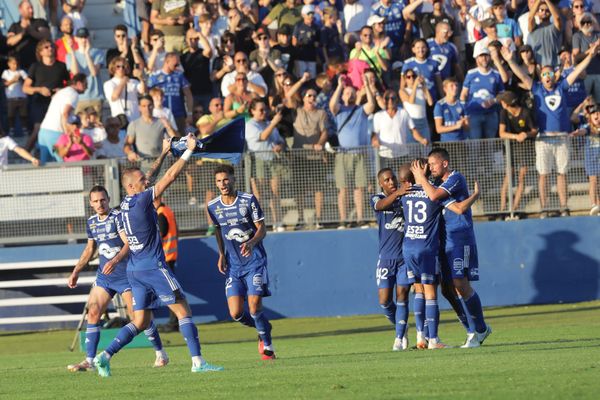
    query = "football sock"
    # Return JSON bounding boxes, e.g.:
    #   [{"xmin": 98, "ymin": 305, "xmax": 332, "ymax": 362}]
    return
[
  {"xmin": 464, "ymin": 292, "xmax": 487, "ymax": 333},
  {"xmin": 85, "ymin": 323, "xmax": 101, "ymax": 360},
  {"xmin": 395, "ymin": 301, "xmax": 409, "ymax": 339},
  {"xmin": 143, "ymin": 321, "xmax": 164, "ymax": 351},
  {"xmin": 105, "ymin": 322, "xmax": 139, "ymax": 356},
  {"xmin": 425, "ymin": 299, "xmax": 439, "ymax": 340},
  {"xmin": 179, "ymin": 317, "xmax": 202, "ymax": 357},
  {"xmin": 447, "ymin": 294, "xmax": 473, "ymax": 334},
  {"xmin": 233, "ymin": 311, "xmax": 256, "ymax": 328},
  {"xmin": 413, "ymin": 293, "xmax": 425, "ymax": 334},
  {"xmin": 251, "ymin": 311, "xmax": 272, "ymax": 347},
  {"xmin": 458, "ymin": 296, "xmax": 475, "ymax": 334},
  {"xmin": 380, "ymin": 300, "xmax": 397, "ymax": 325}
]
